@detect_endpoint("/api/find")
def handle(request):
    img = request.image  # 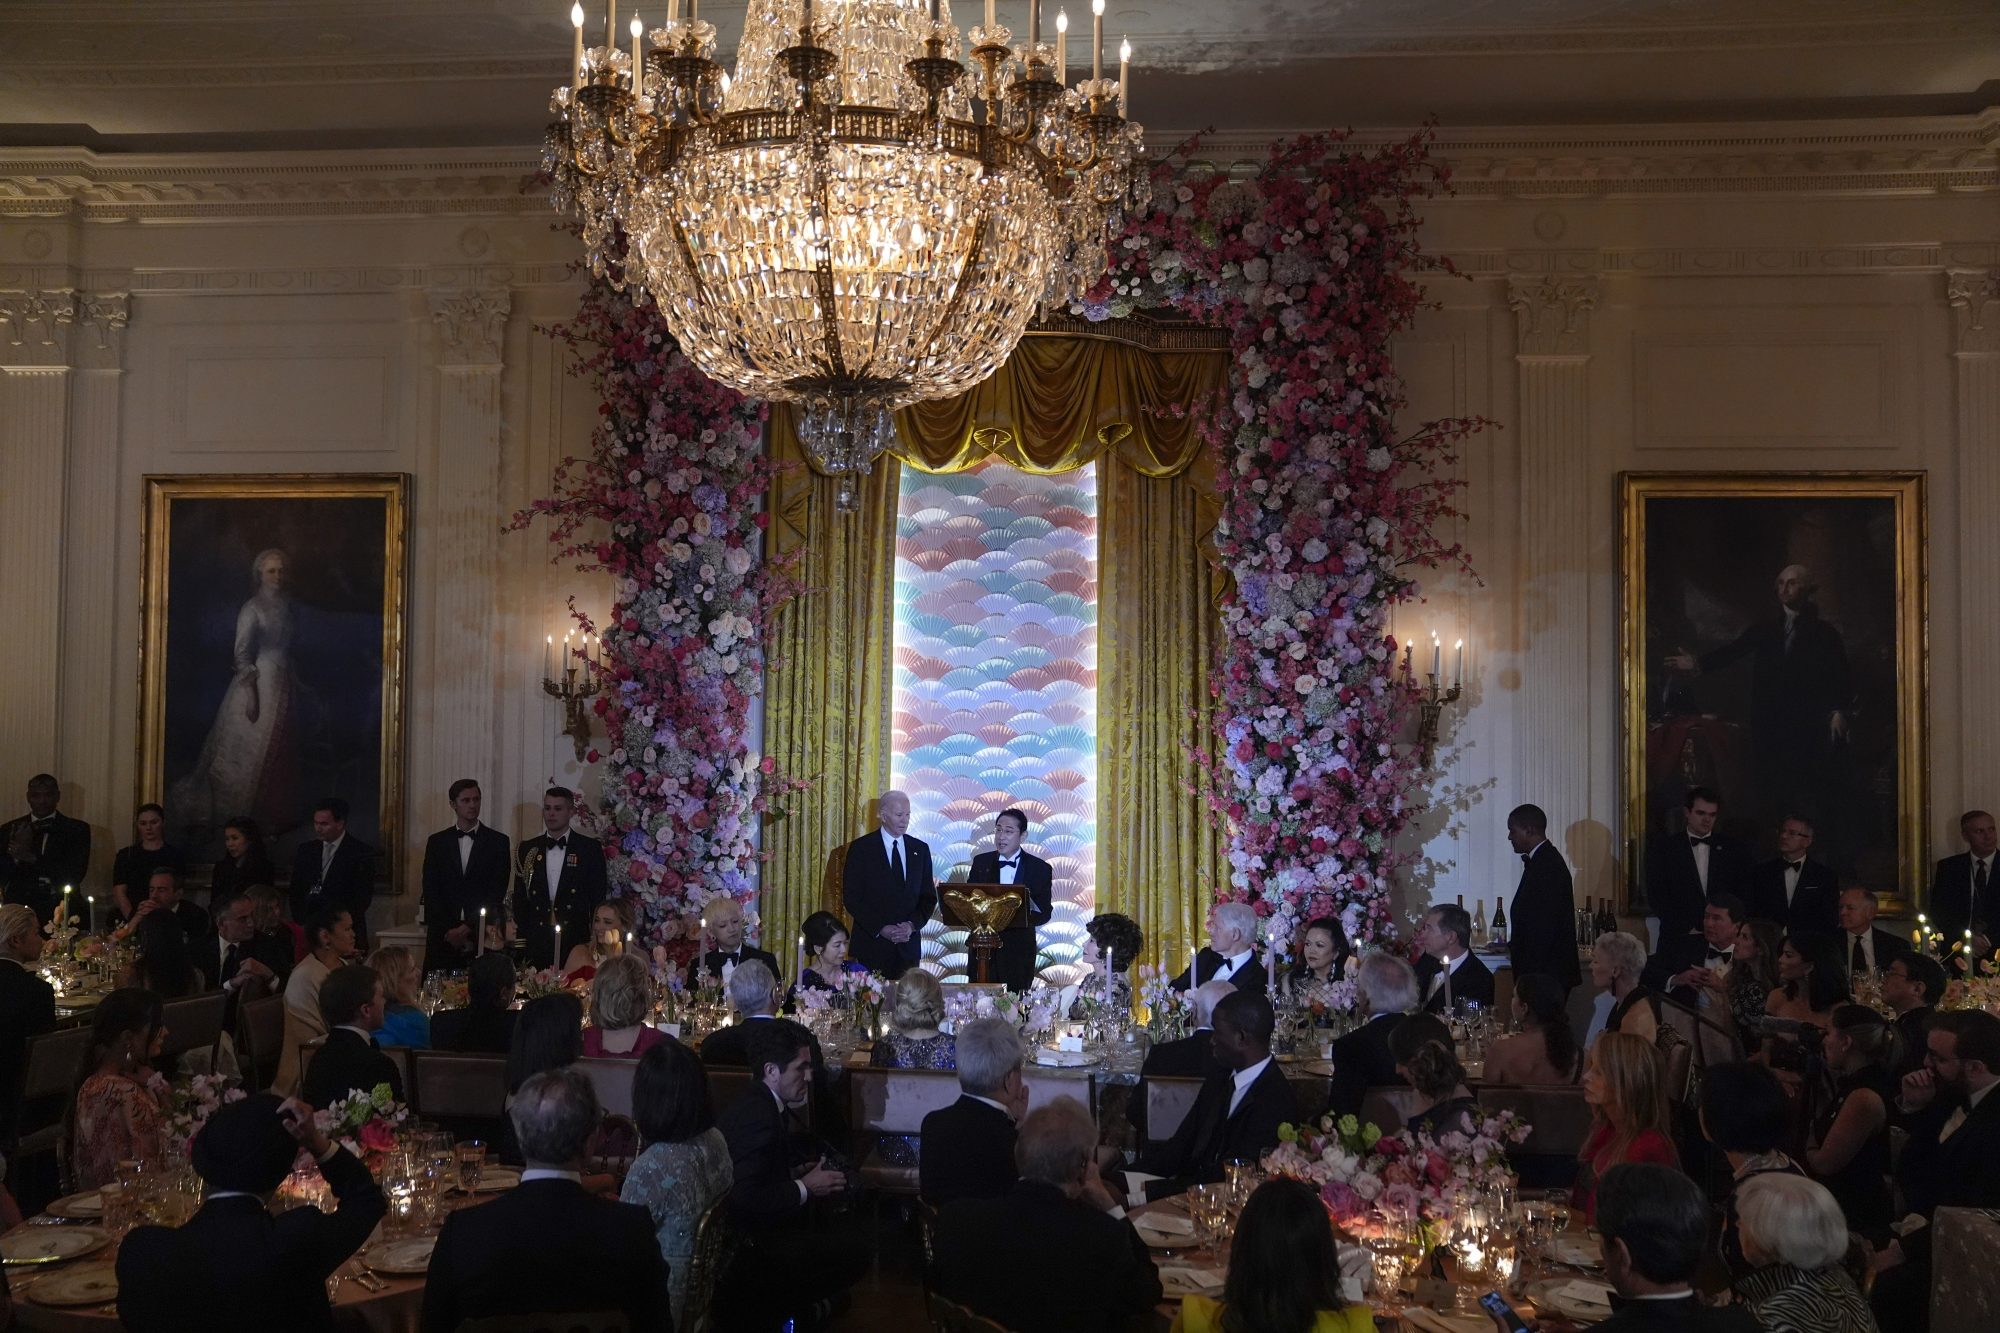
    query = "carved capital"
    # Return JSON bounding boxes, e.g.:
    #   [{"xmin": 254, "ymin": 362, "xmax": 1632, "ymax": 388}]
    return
[
  {"xmin": 428, "ymin": 287, "xmax": 511, "ymax": 367},
  {"xmin": 0, "ymin": 287, "xmax": 77, "ymax": 365},
  {"xmin": 74, "ymin": 291, "xmax": 129, "ymax": 369},
  {"xmin": 1949, "ymin": 268, "xmax": 2000, "ymax": 356},
  {"xmin": 1507, "ymin": 274, "xmax": 1599, "ymax": 358}
]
